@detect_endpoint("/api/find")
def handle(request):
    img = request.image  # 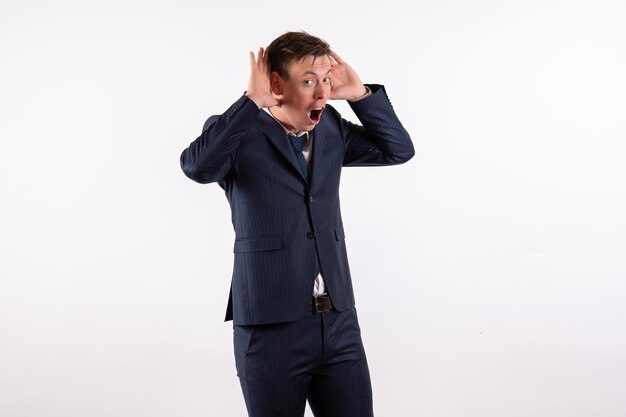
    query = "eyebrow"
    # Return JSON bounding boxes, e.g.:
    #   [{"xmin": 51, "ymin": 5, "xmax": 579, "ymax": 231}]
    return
[{"xmin": 302, "ymin": 69, "xmax": 332, "ymax": 77}]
